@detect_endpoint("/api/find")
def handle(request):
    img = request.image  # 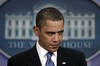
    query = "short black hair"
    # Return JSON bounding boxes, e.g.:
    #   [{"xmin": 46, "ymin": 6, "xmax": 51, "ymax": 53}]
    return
[{"xmin": 36, "ymin": 7, "xmax": 64, "ymax": 29}]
